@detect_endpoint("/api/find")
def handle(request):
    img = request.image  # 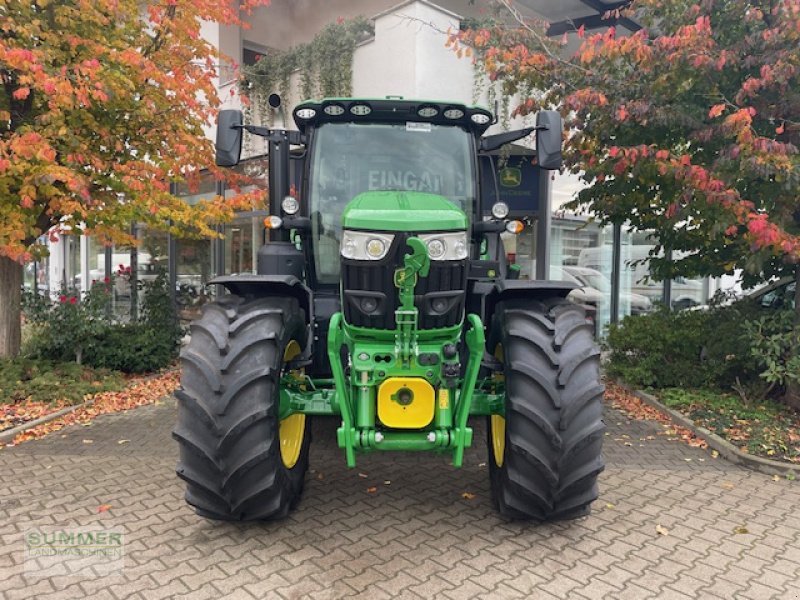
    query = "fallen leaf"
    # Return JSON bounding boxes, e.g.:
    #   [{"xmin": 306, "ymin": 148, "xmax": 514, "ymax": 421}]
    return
[
  {"xmin": 721, "ymin": 482, "xmax": 735, "ymax": 490},
  {"xmin": 97, "ymin": 504, "xmax": 112, "ymax": 513},
  {"xmin": 655, "ymin": 524, "xmax": 669, "ymax": 536},
  {"xmin": 605, "ymin": 503, "xmax": 616, "ymax": 509},
  {"xmin": 366, "ymin": 487, "xmax": 377, "ymax": 494},
  {"xmin": 733, "ymin": 526, "xmax": 749, "ymax": 535},
  {"xmin": 118, "ymin": 439, "xmax": 130, "ymax": 445},
  {"xmin": 711, "ymin": 450, "xmax": 720, "ymax": 458},
  {"xmin": 461, "ymin": 492, "xmax": 476, "ymax": 500},
  {"xmin": 773, "ymin": 475, "xmax": 780, "ymax": 482}
]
